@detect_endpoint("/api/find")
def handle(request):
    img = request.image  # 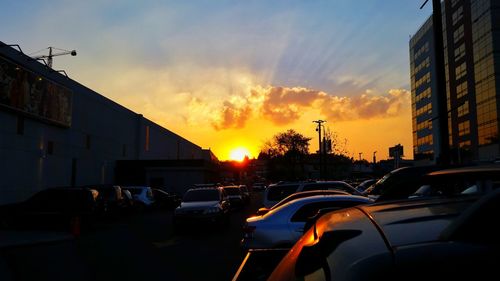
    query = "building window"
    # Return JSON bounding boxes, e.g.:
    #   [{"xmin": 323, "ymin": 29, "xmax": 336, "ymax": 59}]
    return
[
  {"xmin": 455, "ymin": 62, "xmax": 467, "ymax": 80},
  {"xmin": 47, "ymin": 141, "xmax": 54, "ymax": 155},
  {"xmin": 415, "ymin": 72, "xmax": 431, "ymax": 89},
  {"xmin": 145, "ymin": 125, "xmax": 150, "ymax": 151},
  {"xmin": 456, "ymin": 81, "xmax": 468, "ymax": 99},
  {"xmin": 453, "ymin": 24, "xmax": 464, "ymax": 43},
  {"xmin": 416, "ymin": 102, "xmax": 432, "ymax": 117},
  {"xmin": 414, "ymin": 42, "xmax": 429, "ymax": 60},
  {"xmin": 459, "ymin": 140, "xmax": 471, "ymax": 148},
  {"xmin": 458, "ymin": 121, "xmax": 470, "ymax": 137},
  {"xmin": 457, "ymin": 101, "xmax": 469, "ymax": 117},
  {"xmin": 16, "ymin": 115, "xmax": 24, "ymax": 135},
  {"xmin": 454, "ymin": 43, "xmax": 466, "ymax": 62},
  {"xmin": 452, "ymin": 6, "xmax": 464, "ymax": 26}
]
